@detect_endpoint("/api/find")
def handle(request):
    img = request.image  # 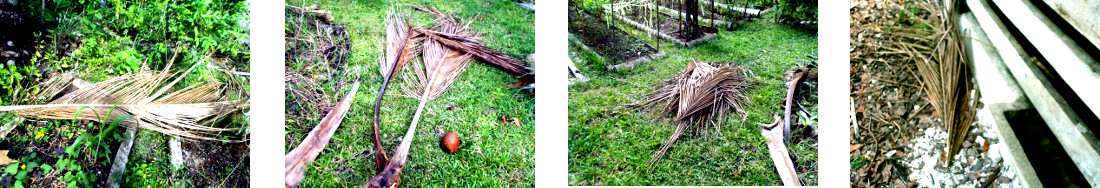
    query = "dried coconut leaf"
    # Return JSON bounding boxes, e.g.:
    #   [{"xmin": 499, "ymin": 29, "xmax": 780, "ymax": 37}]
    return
[
  {"xmin": 0, "ymin": 57, "xmax": 247, "ymax": 141},
  {"xmin": 631, "ymin": 60, "xmax": 749, "ymax": 164},
  {"xmin": 285, "ymin": 82, "xmax": 359, "ymax": 188}
]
